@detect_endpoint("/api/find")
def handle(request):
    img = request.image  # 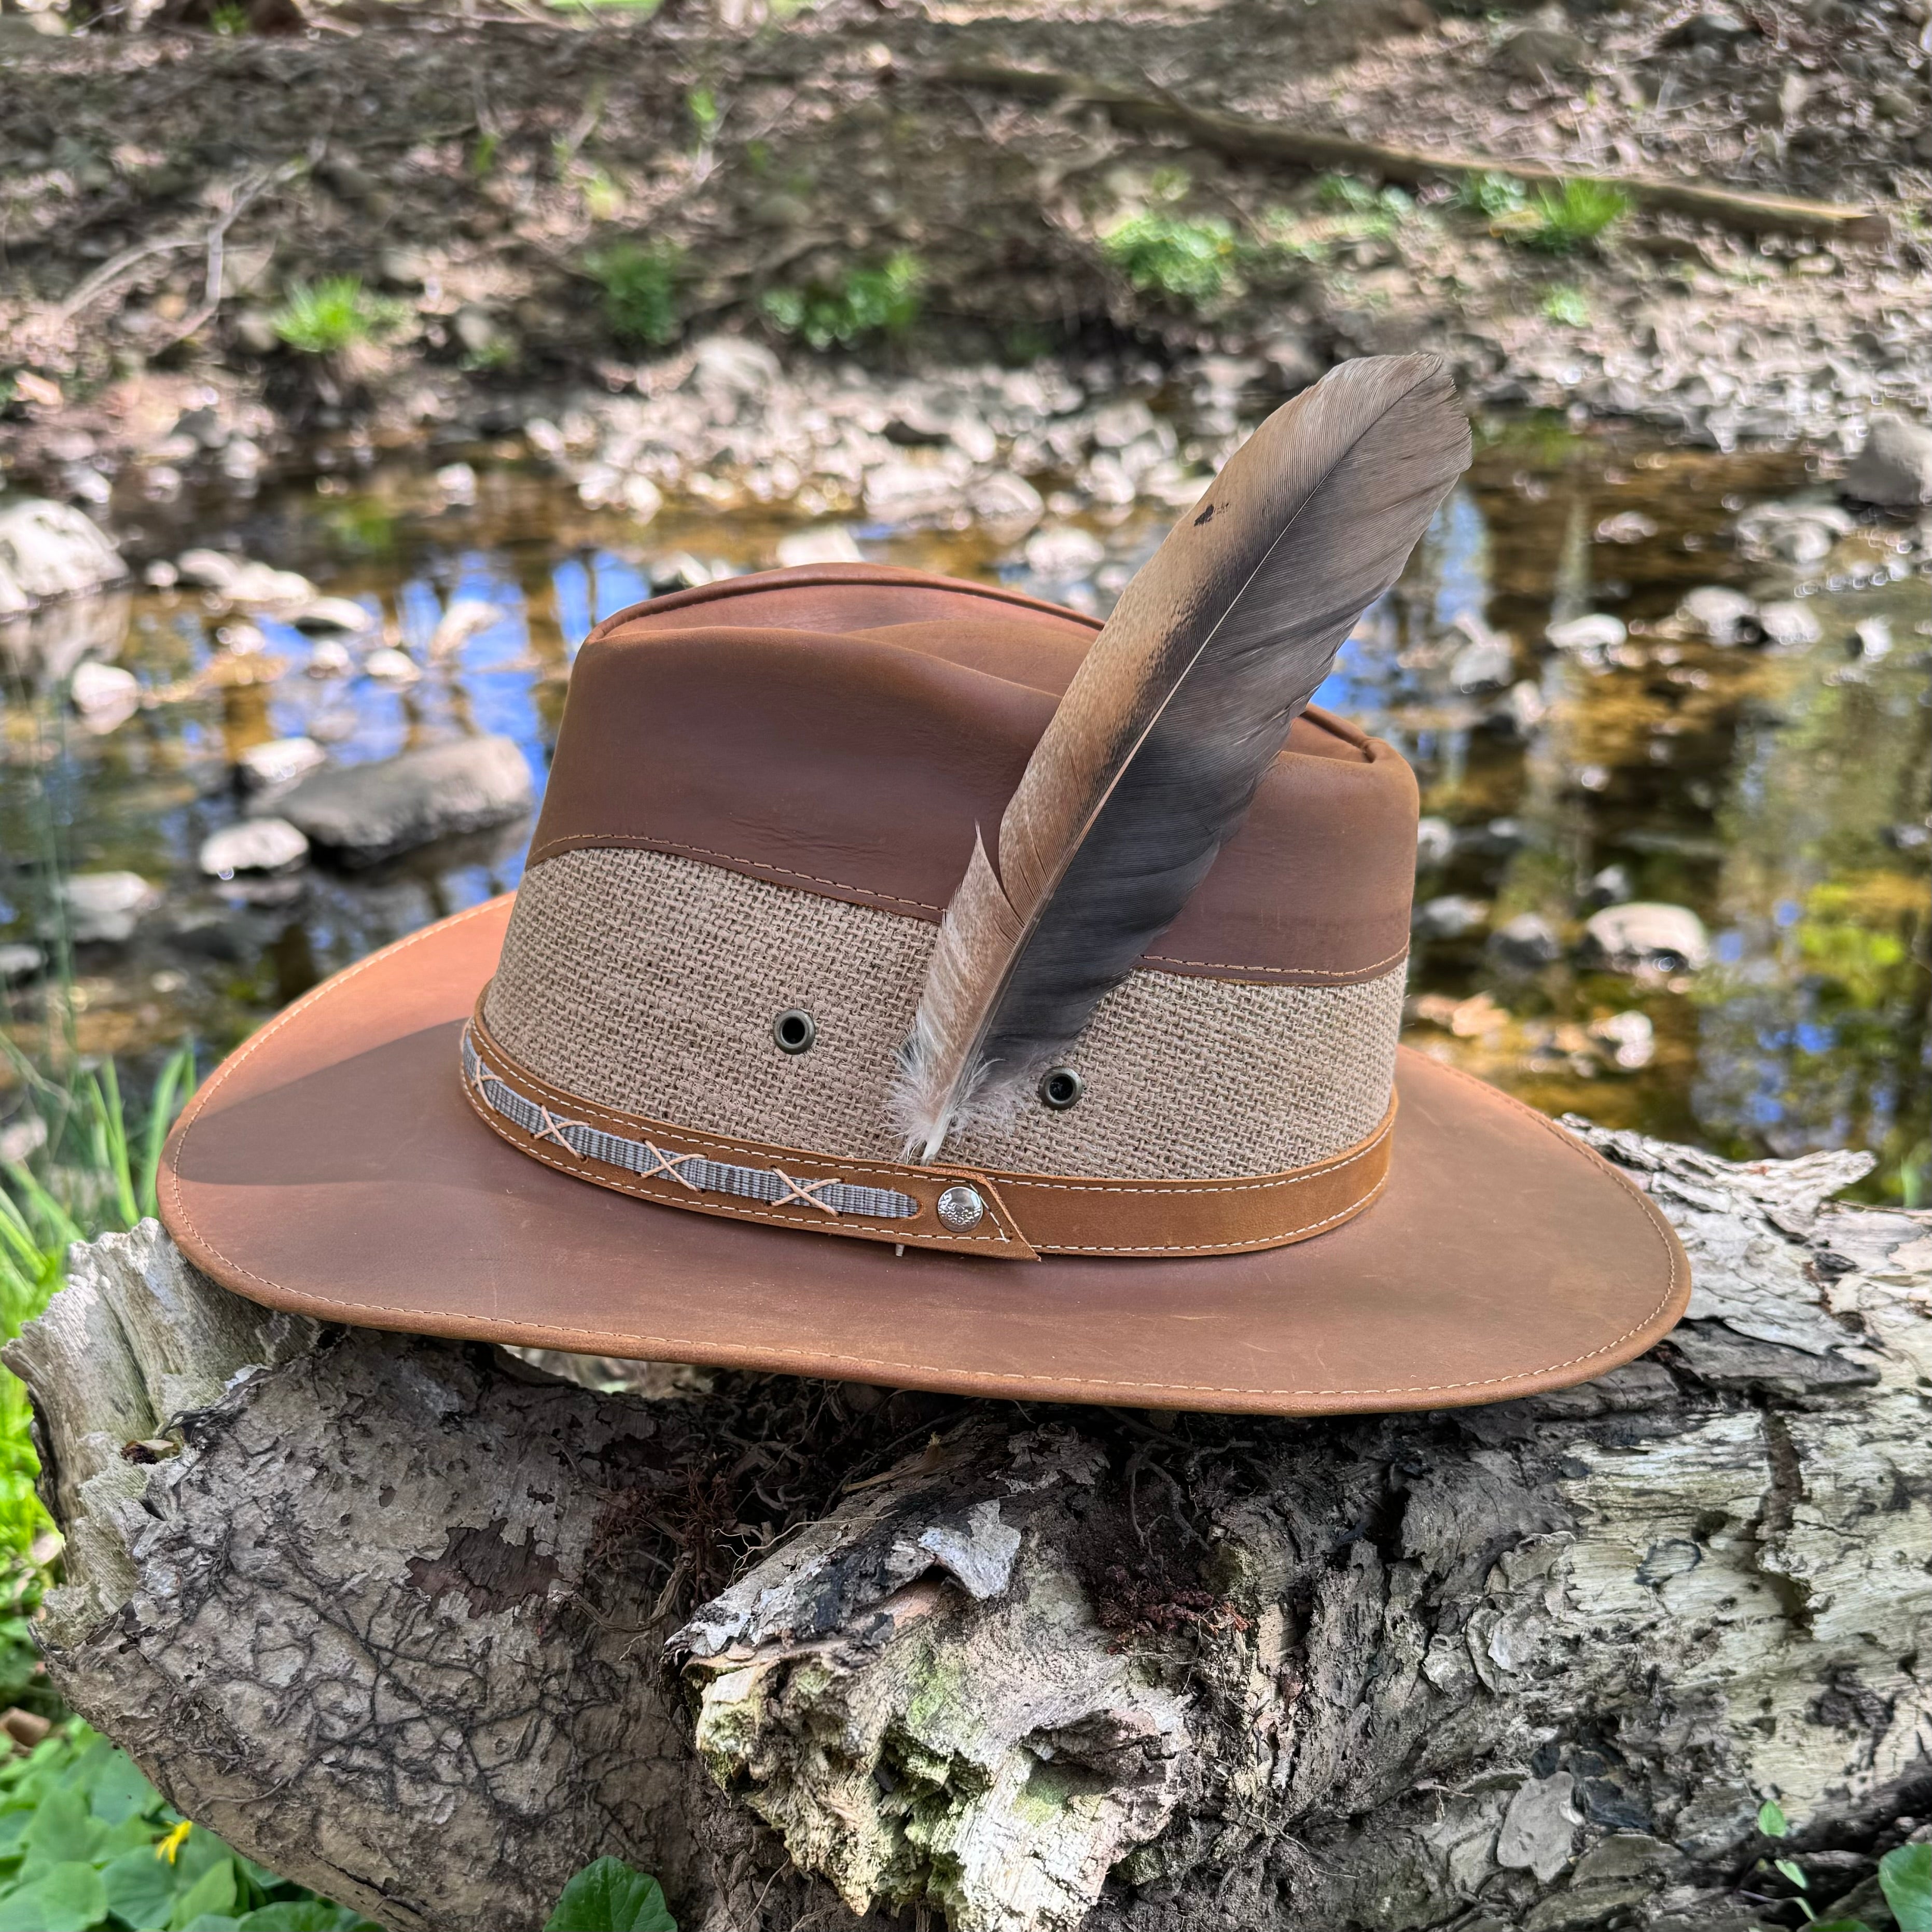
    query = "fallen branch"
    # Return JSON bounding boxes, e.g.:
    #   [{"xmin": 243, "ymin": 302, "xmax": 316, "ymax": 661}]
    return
[
  {"xmin": 943, "ymin": 62, "xmax": 1894, "ymax": 244},
  {"xmin": 10, "ymin": 1127, "xmax": 1929, "ymax": 1931}
]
